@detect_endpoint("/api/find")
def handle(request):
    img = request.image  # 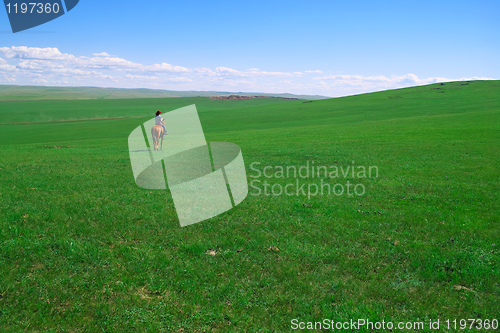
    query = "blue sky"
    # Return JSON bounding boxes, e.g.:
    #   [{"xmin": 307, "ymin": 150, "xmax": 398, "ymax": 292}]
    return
[{"xmin": 0, "ymin": 0, "xmax": 498, "ymax": 96}]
